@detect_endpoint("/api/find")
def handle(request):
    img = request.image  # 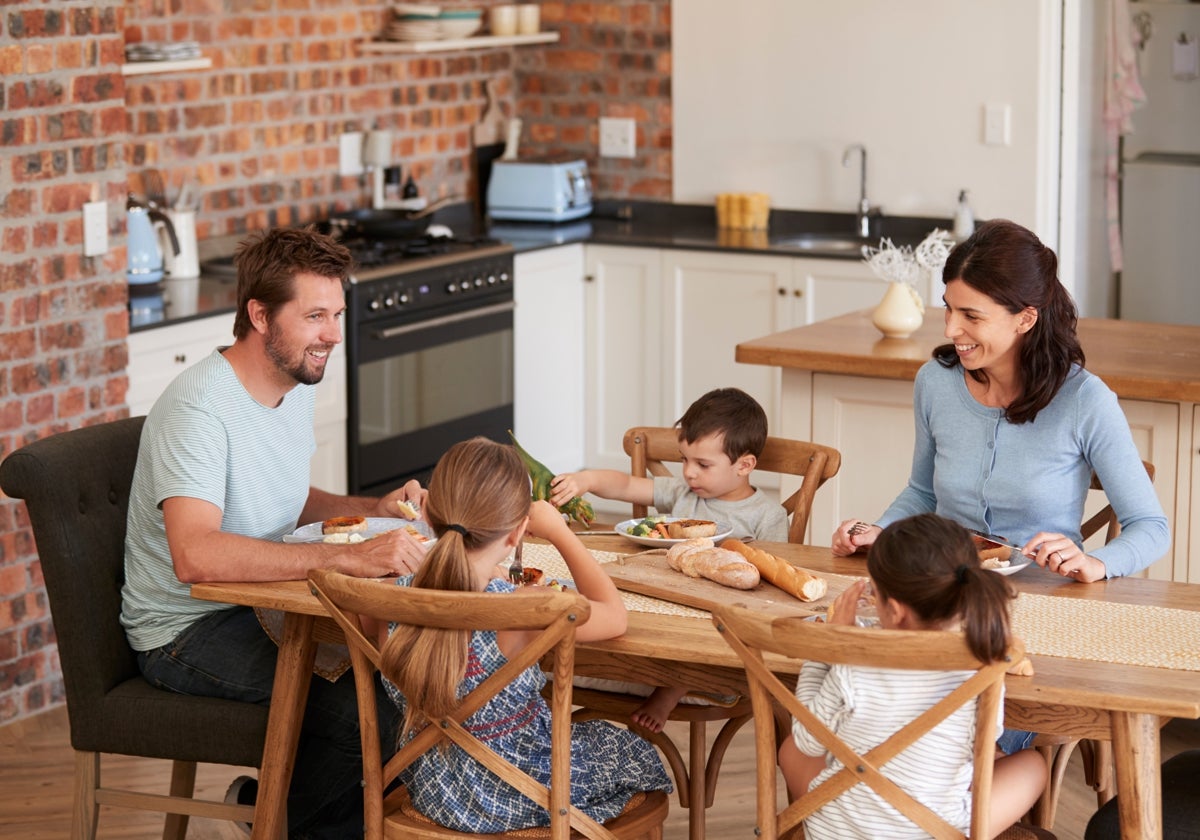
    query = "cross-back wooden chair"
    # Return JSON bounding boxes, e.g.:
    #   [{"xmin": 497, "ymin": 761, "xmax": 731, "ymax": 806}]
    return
[
  {"xmin": 307, "ymin": 568, "xmax": 669, "ymax": 840},
  {"xmin": 572, "ymin": 426, "xmax": 842, "ymax": 840},
  {"xmin": 712, "ymin": 602, "xmax": 1023, "ymax": 840},
  {"xmin": 624, "ymin": 427, "xmax": 842, "ymax": 545},
  {"xmin": 1027, "ymin": 460, "xmax": 1157, "ymax": 829}
]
